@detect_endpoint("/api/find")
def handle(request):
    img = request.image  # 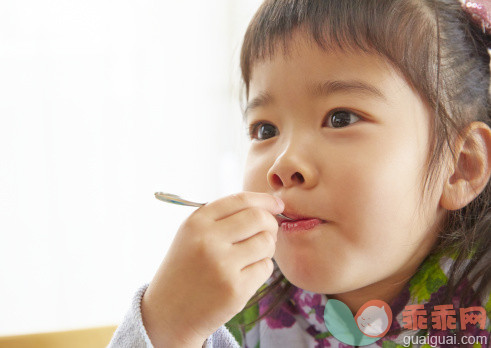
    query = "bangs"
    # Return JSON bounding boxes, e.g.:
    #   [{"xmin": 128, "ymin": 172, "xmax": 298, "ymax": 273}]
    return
[{"xmin": 240, "ymin": 0, "xmax": 438, "ymax": 100}]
